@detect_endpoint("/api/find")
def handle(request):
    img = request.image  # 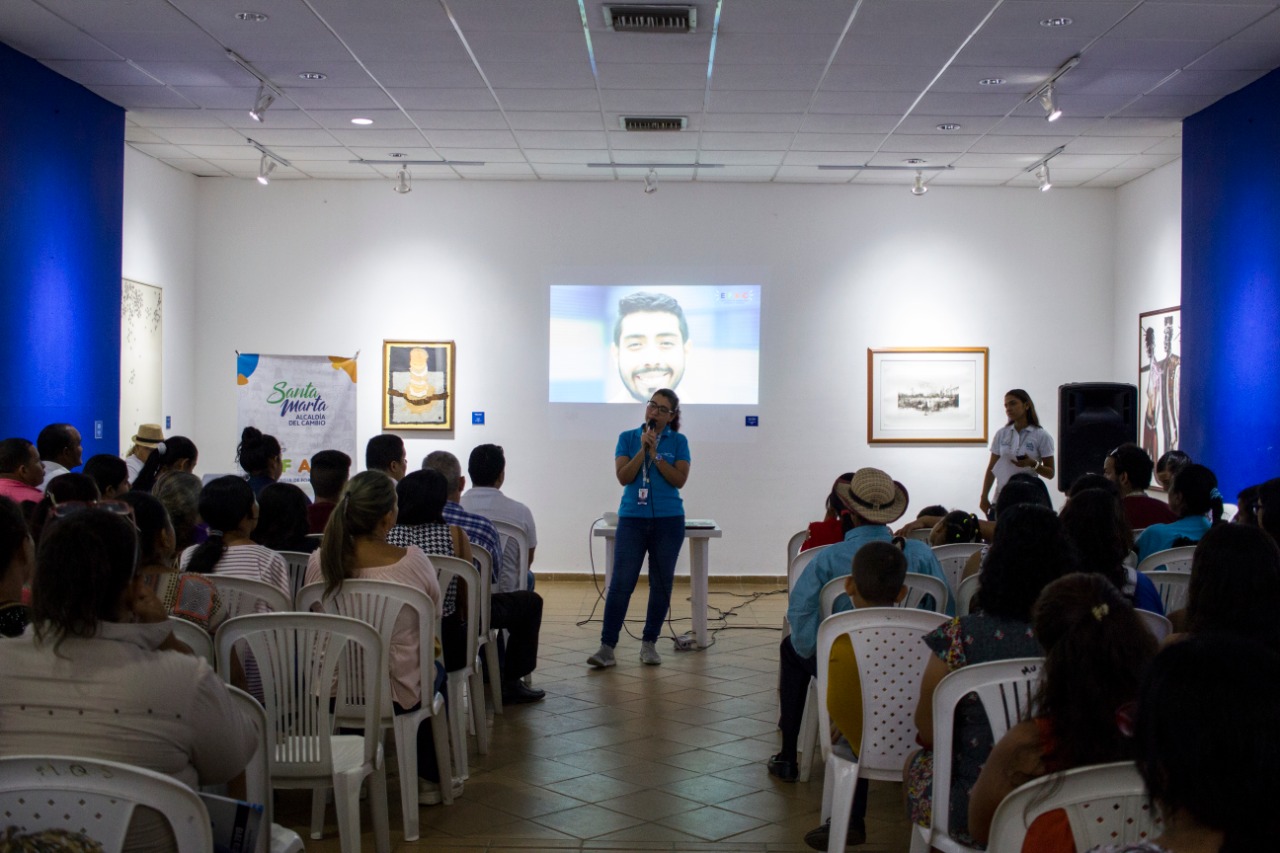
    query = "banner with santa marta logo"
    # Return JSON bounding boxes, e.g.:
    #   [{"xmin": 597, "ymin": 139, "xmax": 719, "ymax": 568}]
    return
[{"xmin": 236, "ymin": 353, "xmax": 357, "ymax": 487}]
